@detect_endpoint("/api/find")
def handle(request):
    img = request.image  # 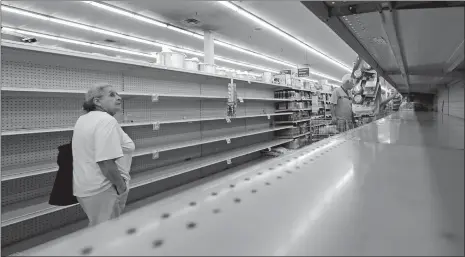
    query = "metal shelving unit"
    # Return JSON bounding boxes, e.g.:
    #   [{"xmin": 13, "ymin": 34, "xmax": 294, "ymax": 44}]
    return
[
  {"xmin": 2, "ymin": 126, "xmax": 293, "ymax": 181},
  {"xmin": 272, "ymin": 88, "xmax": 318, "ymax": 149},
  {"xmin": 2, "ymin": 138, "xmax": 292, "ymax": 228},
  {"xmin": 0, "ymin": 42, "xmax": 296, "ymax": 248}
]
